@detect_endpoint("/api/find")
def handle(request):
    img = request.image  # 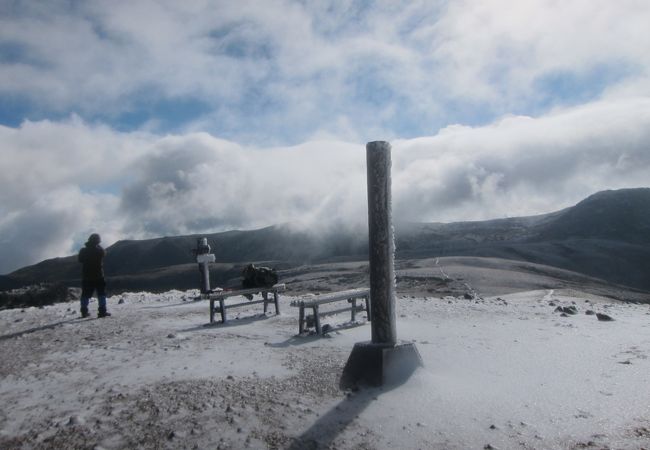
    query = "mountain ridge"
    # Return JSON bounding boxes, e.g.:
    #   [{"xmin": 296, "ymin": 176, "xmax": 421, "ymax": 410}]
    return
[{"xmin": 3, "ymin": 188, "xmax": 650, "ymax": 293}]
